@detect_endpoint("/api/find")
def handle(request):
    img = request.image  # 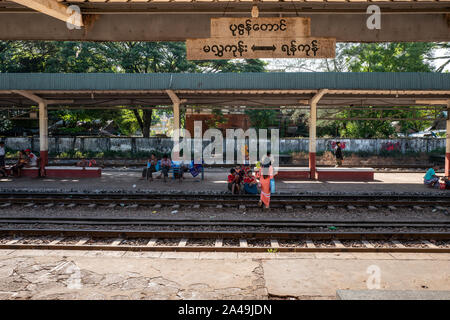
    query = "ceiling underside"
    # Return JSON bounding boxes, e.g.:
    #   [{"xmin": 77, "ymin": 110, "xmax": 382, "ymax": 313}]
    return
[{"xmin": 0, "ymin": 90, "xmax": 449, "ymax": 108}]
